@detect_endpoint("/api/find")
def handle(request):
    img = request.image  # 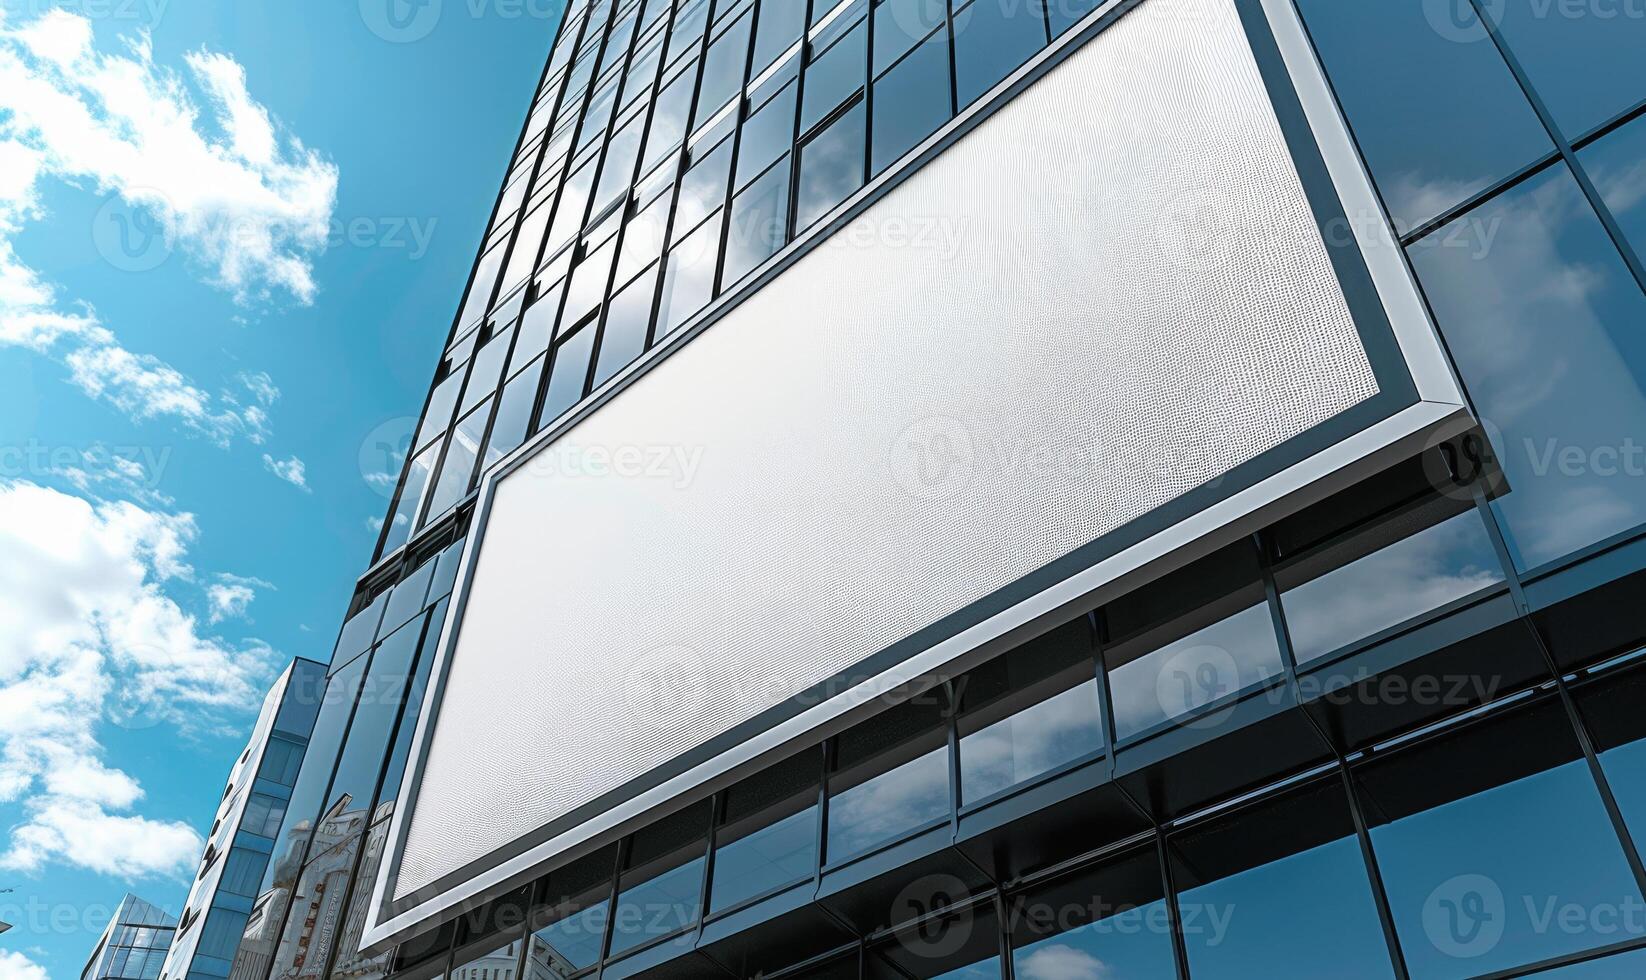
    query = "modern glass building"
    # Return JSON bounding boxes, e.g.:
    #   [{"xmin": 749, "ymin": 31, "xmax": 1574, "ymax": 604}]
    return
[
  {"xmin": 81, "ymin": 895, "xmax": 178, "ymax": 980},
  {"xmin": 160, "ymin": 659, "xmax": 328, "ymax": 980},
  {"xmin": 213, "ymin": 0, "xmax": 1646, "ymax": 979}
]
